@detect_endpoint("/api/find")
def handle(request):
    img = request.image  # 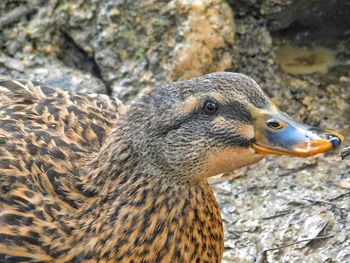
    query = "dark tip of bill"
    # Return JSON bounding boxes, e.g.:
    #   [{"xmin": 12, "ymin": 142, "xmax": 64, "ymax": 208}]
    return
[{"xmin": 327, "ymin": 134, "xmax": 342, "ymax": 150}]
